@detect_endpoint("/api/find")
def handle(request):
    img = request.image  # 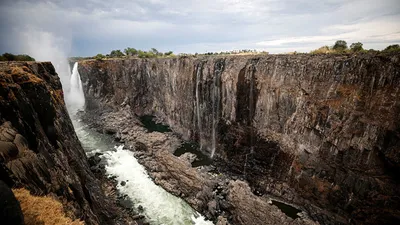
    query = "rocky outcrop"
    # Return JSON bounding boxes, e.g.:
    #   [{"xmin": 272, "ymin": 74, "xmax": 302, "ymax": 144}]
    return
[
  {"xmin": 79, "ymin": 53, "xmax": 400, "ymax": 224},
  {"xmin": 0, "ymin": 61, "xmax": 130, "ymax": 225},
  {"xmin": 227, "ymin": 180, "xmax": 317, "ymax": 225}
]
